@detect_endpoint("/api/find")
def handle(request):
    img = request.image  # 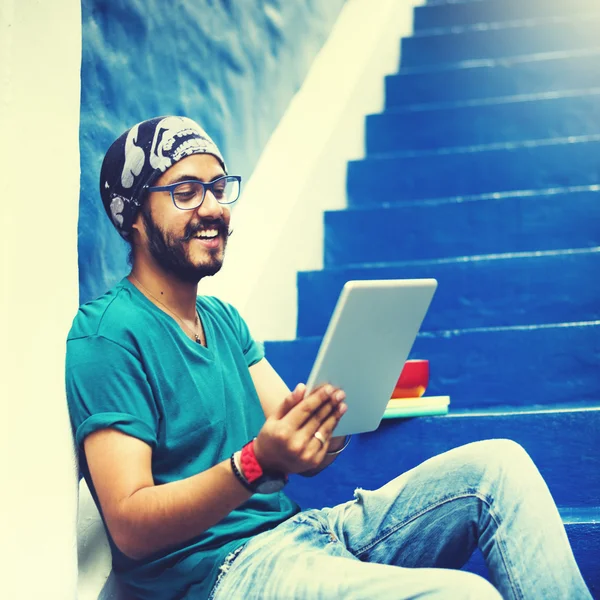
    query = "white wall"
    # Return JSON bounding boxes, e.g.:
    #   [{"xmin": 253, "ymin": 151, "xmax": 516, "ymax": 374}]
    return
[
  {"xmin": 0, "ymin": 1, "xmax": 81, "ymax": 599},
  {"xmin": 201, "ymin": 0, "xmax": 424, "ymax": 341}
]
